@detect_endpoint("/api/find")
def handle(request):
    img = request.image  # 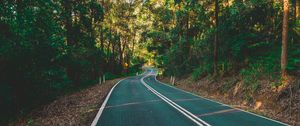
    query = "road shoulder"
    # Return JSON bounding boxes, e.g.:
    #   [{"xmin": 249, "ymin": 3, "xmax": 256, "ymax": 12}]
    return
[
  {"xmin": 157, "ymin": 76, "xmax": 298, "ymax": 126},
  {"xmin": 9, "ymin": 78, "xmax": 122, "ymax": 126}
]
